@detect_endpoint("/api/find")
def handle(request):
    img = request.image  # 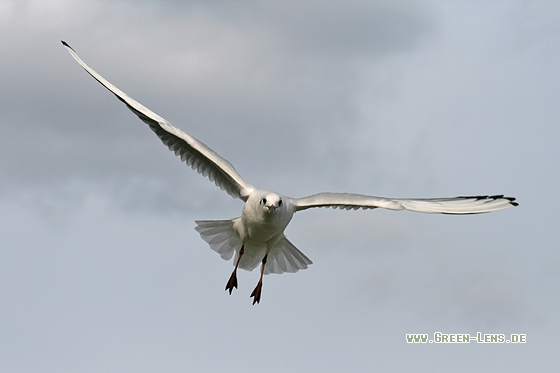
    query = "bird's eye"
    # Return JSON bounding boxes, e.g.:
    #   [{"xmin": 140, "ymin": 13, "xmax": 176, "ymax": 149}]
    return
[
  {"xmin": 278, "ymin": 199, "xmax": 283, "ymax": 206},
  {"xmin": 262, "ymin": 197, "xmax": 267, "ymax": 205}
]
